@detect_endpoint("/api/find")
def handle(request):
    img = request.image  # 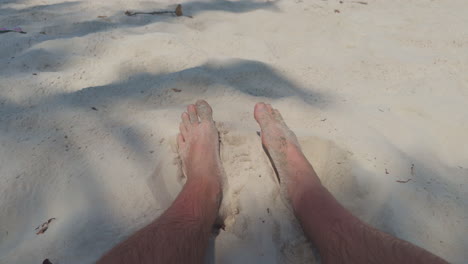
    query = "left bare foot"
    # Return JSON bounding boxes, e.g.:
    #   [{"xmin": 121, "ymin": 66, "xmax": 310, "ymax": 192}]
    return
[{"xmin": 177, "ymin": 100, "xmax": 223, "ymax": 194}]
